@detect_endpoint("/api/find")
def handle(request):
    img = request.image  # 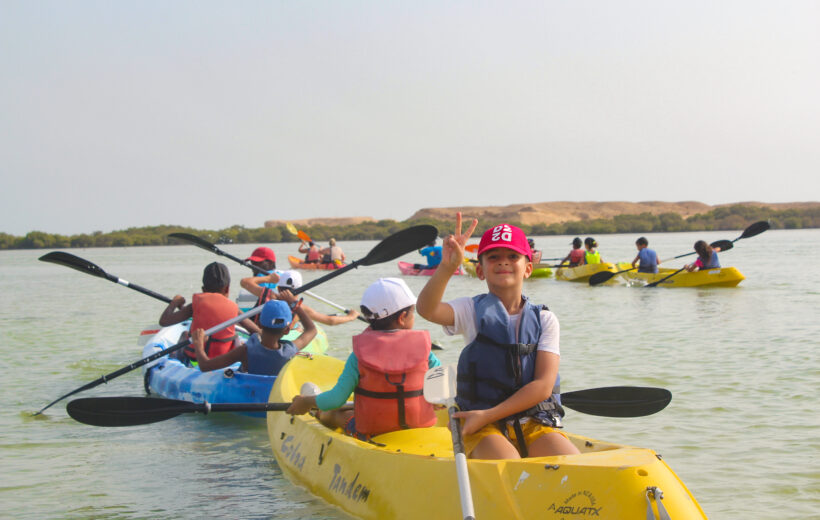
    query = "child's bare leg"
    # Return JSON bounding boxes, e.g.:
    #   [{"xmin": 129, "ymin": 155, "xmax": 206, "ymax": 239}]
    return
[
  {"xmin": 528, "ymin": 431, "xmax": 580, "ymax": 457},
  {"xmin": 469, "ymin": 434, "xmax": 521, "ymax": 460},
  {"xmin": 316, "ymin": 406, "xmax": 354, "ymax": 430}
]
